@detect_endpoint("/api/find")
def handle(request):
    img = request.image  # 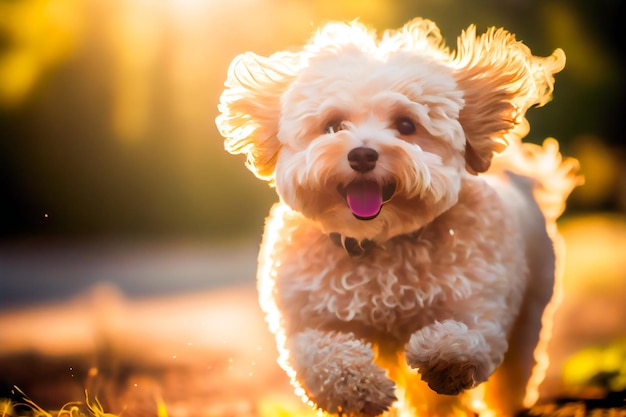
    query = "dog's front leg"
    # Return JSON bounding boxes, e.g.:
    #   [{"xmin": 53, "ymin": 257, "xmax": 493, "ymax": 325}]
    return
[
  {"xmin": 404, "ymin": 319, "xmax": 506, "ymax": 395},
  {"xmin": 286, "ymin": 328, "xmax": 397, "ymax": 416}
]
